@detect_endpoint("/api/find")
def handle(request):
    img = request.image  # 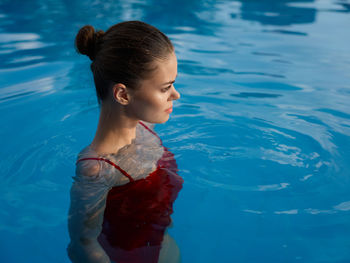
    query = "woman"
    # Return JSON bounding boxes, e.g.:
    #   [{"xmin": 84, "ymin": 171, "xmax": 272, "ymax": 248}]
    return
[{"xmin": 67, "ymin": 21, "xmax": 183, "ymax": 263}]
